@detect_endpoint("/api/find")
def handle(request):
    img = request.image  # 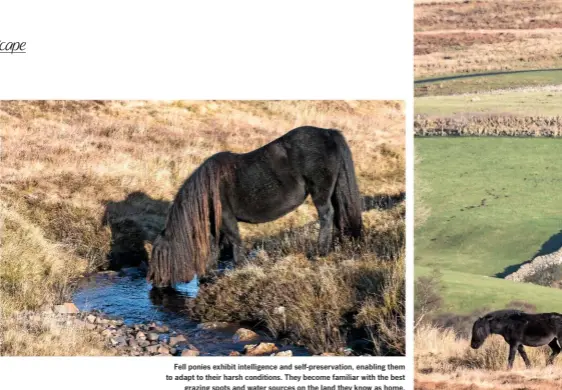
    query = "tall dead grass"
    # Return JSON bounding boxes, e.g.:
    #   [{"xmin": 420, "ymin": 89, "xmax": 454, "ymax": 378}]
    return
[
  {"xmin": 415, "ymin": 324, "xmax": 560, "ymax": 372},
  {"xmin": 415, "ymin": 324, "xmax": 562, "ymax": 389}
]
